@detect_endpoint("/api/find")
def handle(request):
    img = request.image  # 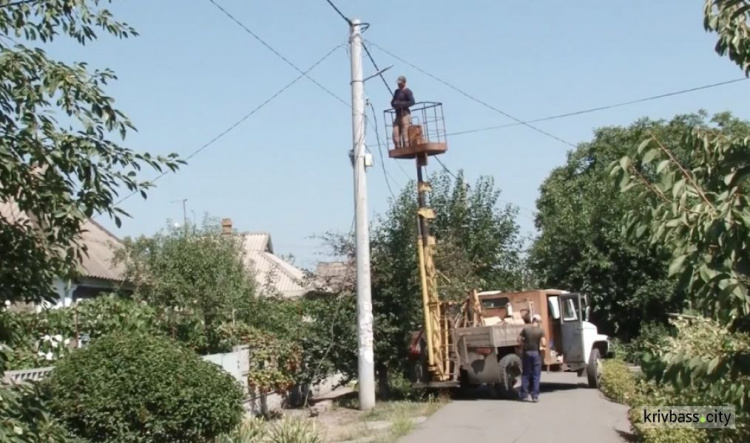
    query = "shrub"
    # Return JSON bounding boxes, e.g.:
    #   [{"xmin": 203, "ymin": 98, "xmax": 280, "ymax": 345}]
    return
[
  {"xmin": 600, "ymin": 360, "xmax": 708, "ymax": 442},
  {"xmin": 599, "ymin": 359, "xmax": 638, "ymax": 404},
  {"xmin": 267, "ymin": 417, "xmax": 322, "ymax": 443},
  {"xmin": 625, "ymin": 321, "xmax": 673, "ymax": 364},
  {"xmin": 217, "ymin": 417, "xmax": 267, "ymax": 443},
  {"xmin": 0, "ymin": 382, "xmax": 79, "ymax": 443},
  {"xmin": 46, "ymin": 331, "xmax": 245, "ymax": 443}
]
